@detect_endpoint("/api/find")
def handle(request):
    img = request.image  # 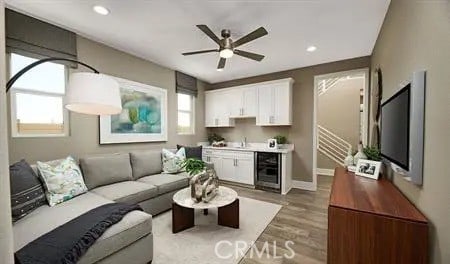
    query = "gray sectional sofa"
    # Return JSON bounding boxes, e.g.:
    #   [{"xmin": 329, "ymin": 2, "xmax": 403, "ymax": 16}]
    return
[{"xmin": 13, "ymin": 149, "xmax": 190, "ymax": 264}]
